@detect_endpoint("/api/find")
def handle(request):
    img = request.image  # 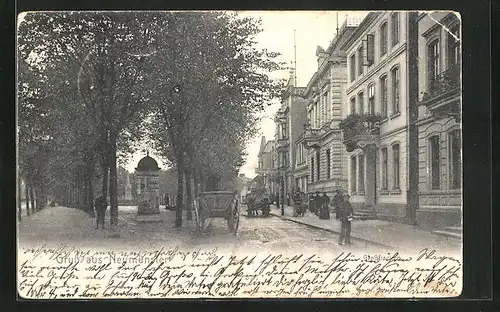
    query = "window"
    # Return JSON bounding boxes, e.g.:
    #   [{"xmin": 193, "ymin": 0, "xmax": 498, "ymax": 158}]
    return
[
  {"xmin": 326, "ymin": 149, "xmax": 331, "ymax": 179},
  {"xmin": 324, "ymin": 92, "xmax": 330, "ymax": 121},
  {"xmin": 351, "ymin": 157, "xmax": 357, "ymax": 193},
  {"xmin": 314, "ymin": 102, "xmax": 319, "ymax": 128},
  {"xmin": 380, "ymin": 75, "xmax": 388, "ymax": 117},
  {"xmin": 391, "ymin": 67, "xmax": 400, "ymax": 114},
  {"xmin": 350, "ymin": 53, "xmax": 356, "ymax": 82},
  {"xmin": 358, "ymin": 155, "xmax": 365, "ymax": 193},
  {"xmin": 429, "ymin": 135, "xmax": 440, "ymax": 189},
  {"xmin": 281, "ymin": 123, "xmax": 287, "ymax": 139},
  {"xmin": 428, "ymin": 40, "xmax": 440, "ymax": 86},
  {"xmin": 449, "ymin": 129, "xmax": 462, "ymax": 189},
  {"xmin": 350, "ymin": 97, "xmax": 356, "ymax": 114},
  {"xmin": 316, "ymin": 151, "xmax": 320, "ymax": 181},
  {"xmin": 381, "ymin": 148, "xmax": 388, "ymax": 190},
  {"xmin": 357, "ymin": 45, "xmax": 364, "ymax": 76},
  {"xmin": 368, "ymin": 83, "xmax": 375, "ymax": 114},
  {"xmin": 311, "ymin": 157, "xmax": 314, "ymax": 183},
  {"xmin": 392, "ymin": 144, "xmax": 400, "ymax": 190},
  {"xmin": 358, "ymin": 92, "xmax": 364, "ymax": 114},
  {"xmin": 447, "ymin": 25, "xmax": 460, "ymax": 68},
  {"xmin": 367, "ymin": 34, "xmax": 375, "ymax": 65},
  {"xmin": 391, "ymin": 13, "xmax": 400, "ymax": 46},
  {"xmin": 380, "ymin": 22, "xmax": 388, "ymax": 56}
]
